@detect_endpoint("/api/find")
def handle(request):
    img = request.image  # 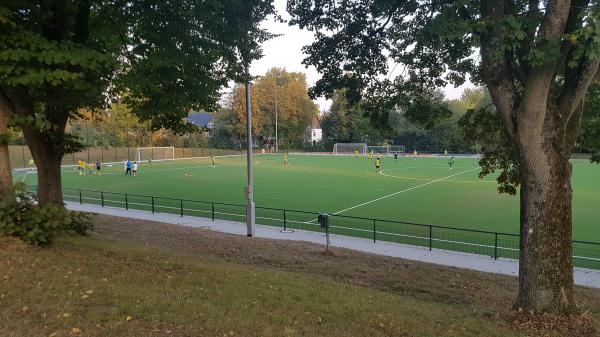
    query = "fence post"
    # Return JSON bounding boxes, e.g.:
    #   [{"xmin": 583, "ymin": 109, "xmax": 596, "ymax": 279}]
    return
[
  {"xmin": 151, "ymin": 196, "xmax": 155, "ymax": 213},
  {"xmin": 101, "ymin": 192, "xmax": 104, "ymax": 207},
  {"xmin": 373, "ymin": 219, "xmax": 376, "ymax": 243},
  {"xmin": 429, "ymin": 226, "xmax": 432, "ymax": 251},
  {"xmin": 125, "ymin": 194, "xmax": 128, "ymax": 210},
  {"xmin": 494, "ymin": 233, "xmax": 498, "ymax": 260},
  {"xmin": 283, "ymin": 209, "xmax": 287, "ymax": 231},
  {"xmin": 79, "ymin": 190, "xmax": 82, "ymax": 205},
  {"xmin": 211, "ymin": 202, "xmax": 215, "ymax": 221},
  {"xmin": 180, "ymin": 199, "xmax": 184, "ymax": 217}
]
